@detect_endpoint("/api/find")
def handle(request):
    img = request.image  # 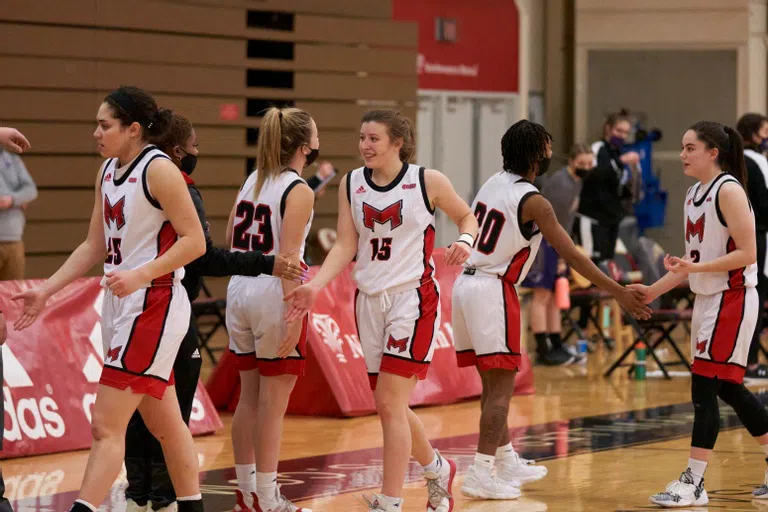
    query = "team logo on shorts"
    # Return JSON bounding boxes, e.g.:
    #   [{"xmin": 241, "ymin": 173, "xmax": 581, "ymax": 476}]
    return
[
  {"xmin": 362, "ymin": 200, "xmax": 403, "ymax": 231},
  {"xmin": 106, "ymin": 346, "xmax": 122, "ymax": 362},
  {"xmin": 696, "ymin": 339, "xmax": 707, "ymax": 354},
  {"xmin": 386, "ymin": 335, "xmax": 408, "ymax": 353}
]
